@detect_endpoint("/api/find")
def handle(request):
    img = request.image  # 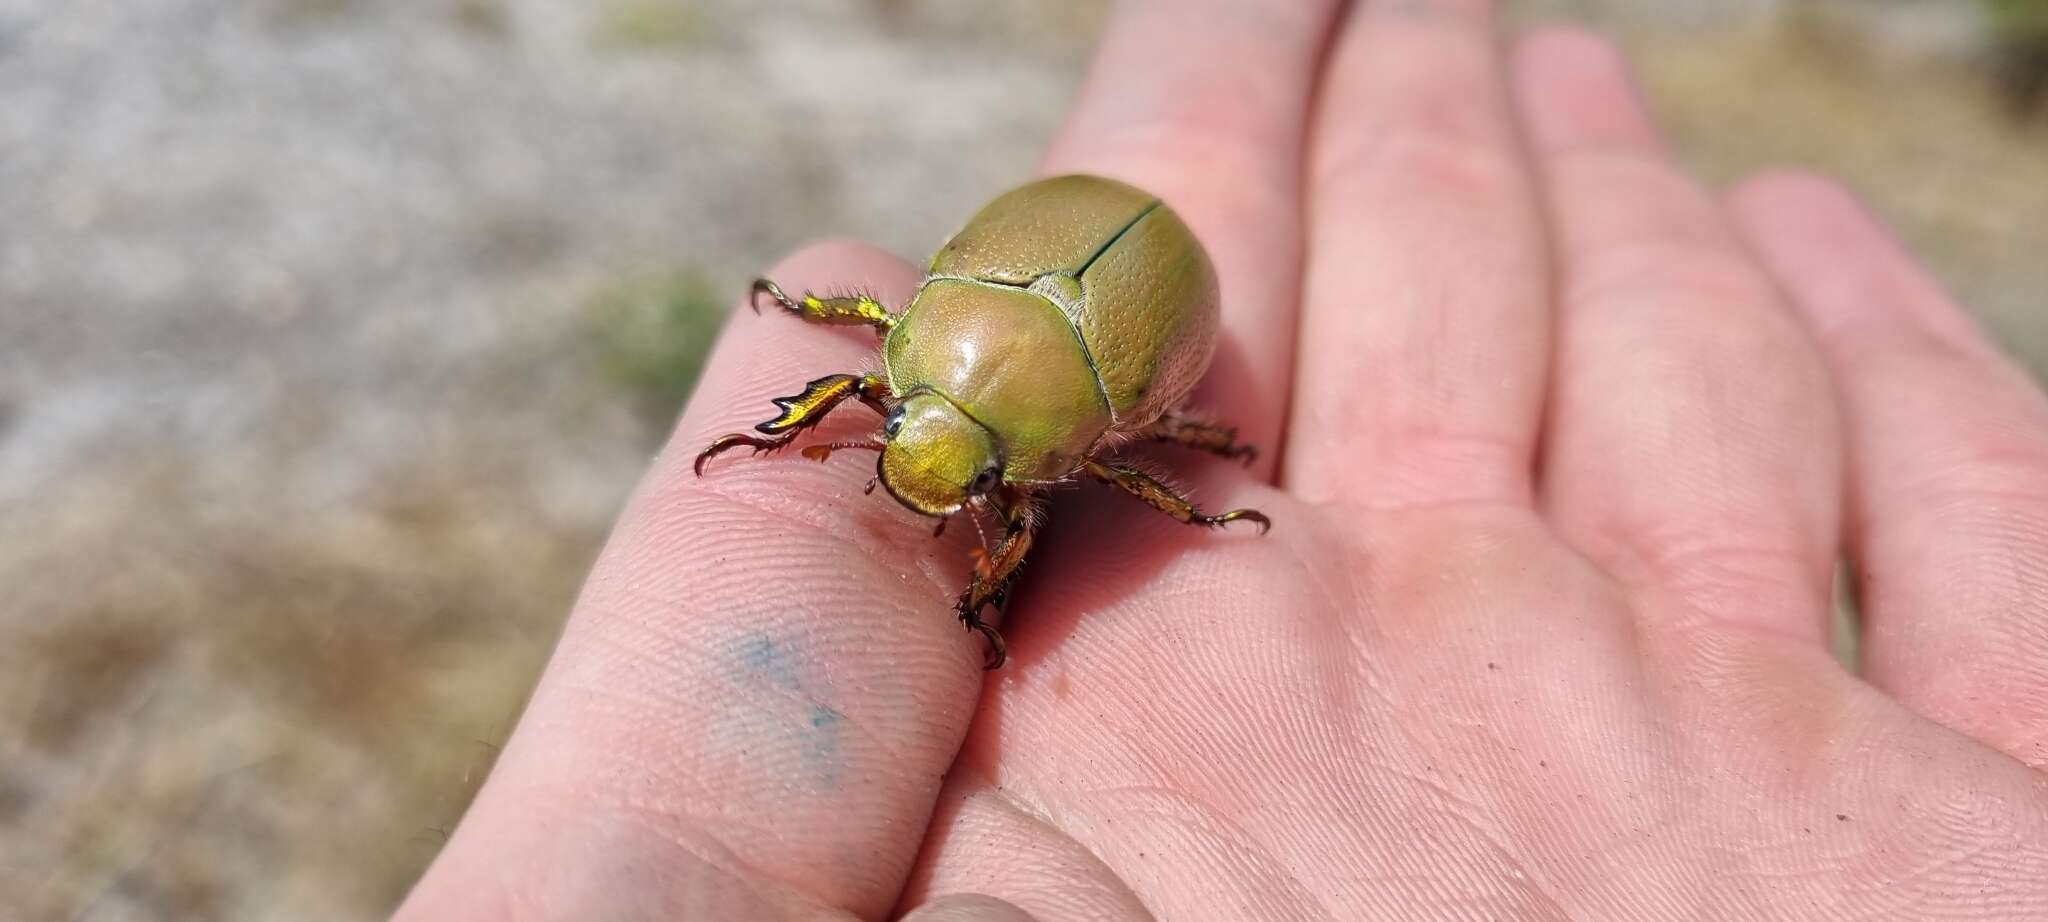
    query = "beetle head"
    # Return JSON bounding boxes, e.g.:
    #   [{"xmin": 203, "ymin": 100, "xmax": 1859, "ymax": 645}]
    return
[{"xmin": 877, "ymin": 392, "xmax": 1002, "ymax": 518}]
